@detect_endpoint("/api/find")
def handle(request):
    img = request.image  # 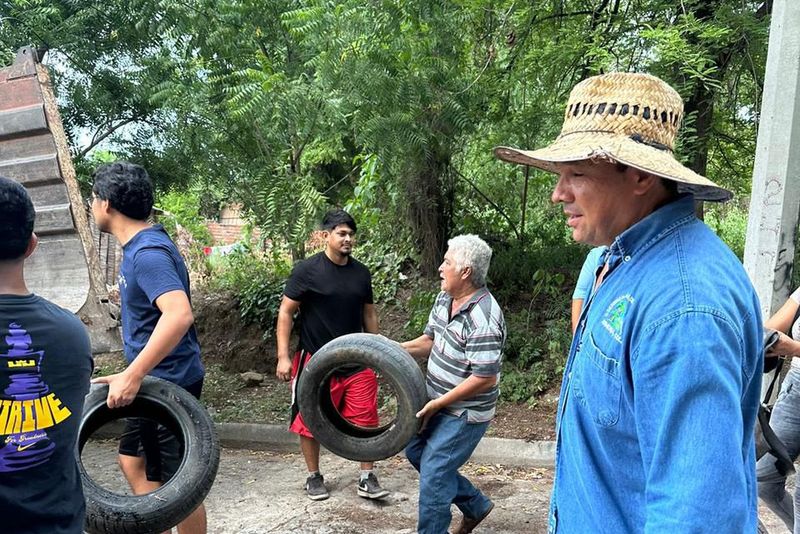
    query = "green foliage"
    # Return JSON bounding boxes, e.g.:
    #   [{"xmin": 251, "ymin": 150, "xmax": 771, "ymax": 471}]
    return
[
  {"xmin": 156, "ymin": 190, "xmax": 213, "ymax": 245},
  {"xmin": 489, "ymin": 241, "xmax": 584, "ymax": 302},
  {"xmin": 501, "ymin": 315, "xmax": 571, "ymax": 403},
  {"xmin": 403, "ymin": 288, "xmax": 438, "ymax": 339},
  {"xmin": 705, "ymin": 201, "xmax": 749, "ymax": 260},
  {"xmin": 1, "ymin": 0, "xmax": 775, "ymax": 405},
  {"xmin": 498, "ymin": 262, "xmax": 573, "ymax": 403},
  {"xmin": 346, "ymin": 153, "xmax": 417, "ymax": 303},
  {"xmin": 210, "ymin": 248, "xmax": 291, "ymax": 340},
  {"xmin": 358, "ymin": 239, "xmax": 414, "ymax": 304}
]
